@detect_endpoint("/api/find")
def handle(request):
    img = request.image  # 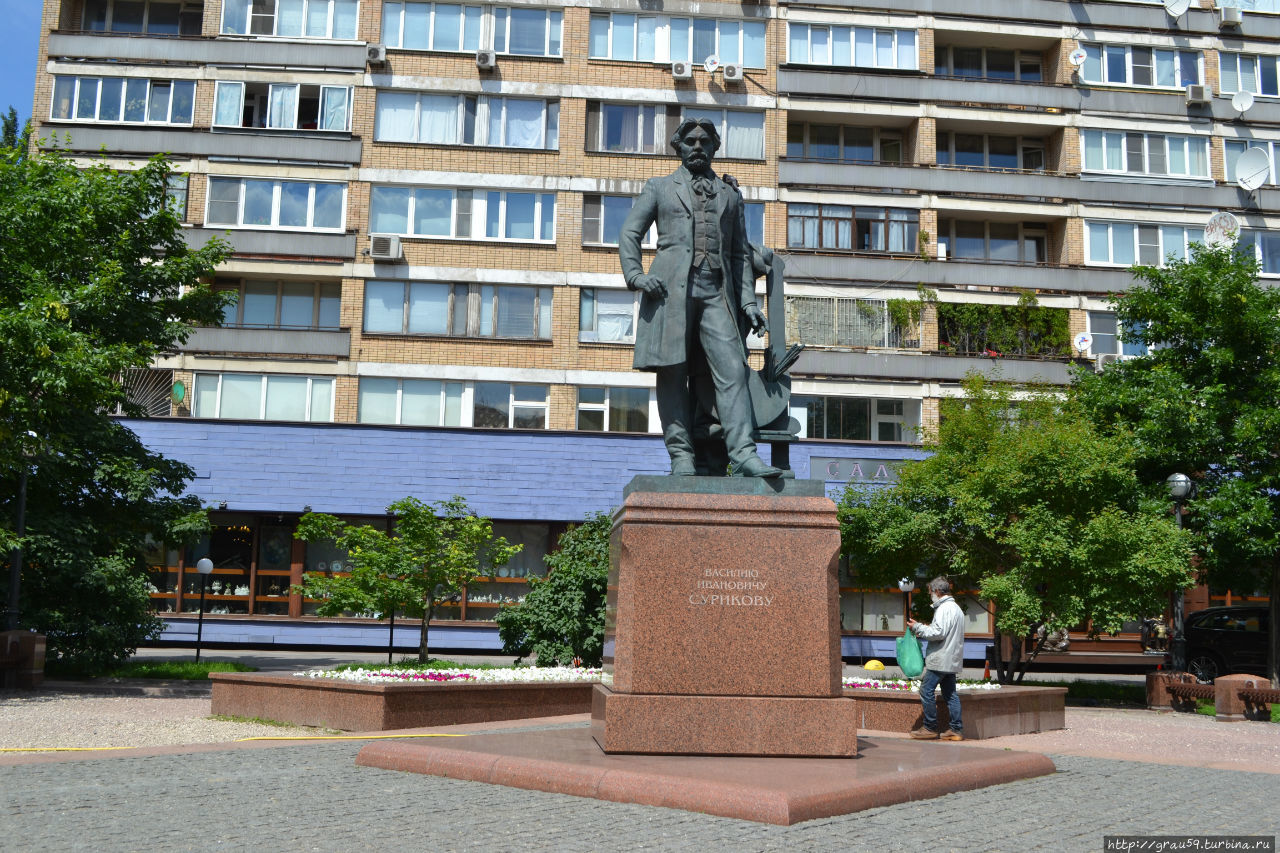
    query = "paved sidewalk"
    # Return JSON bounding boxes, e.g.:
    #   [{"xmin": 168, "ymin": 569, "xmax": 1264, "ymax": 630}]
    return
[{"xmin": 2, "ymin": 716, "xmax": 1278, "ymax": 852}]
